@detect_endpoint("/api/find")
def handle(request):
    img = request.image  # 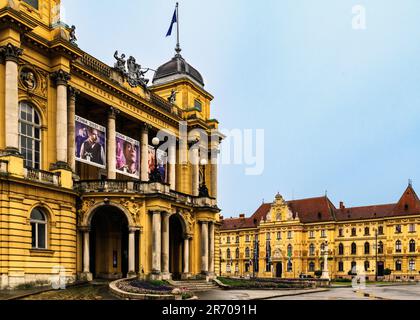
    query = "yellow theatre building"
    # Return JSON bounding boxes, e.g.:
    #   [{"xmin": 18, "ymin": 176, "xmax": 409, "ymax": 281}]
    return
[
  {"xmin": 220, "ymin": 186, "xmax": 420, "ymax": 282},
  {"xmin": 0, "ymin": 0, "xmax": 223, "ymax": 289}
]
